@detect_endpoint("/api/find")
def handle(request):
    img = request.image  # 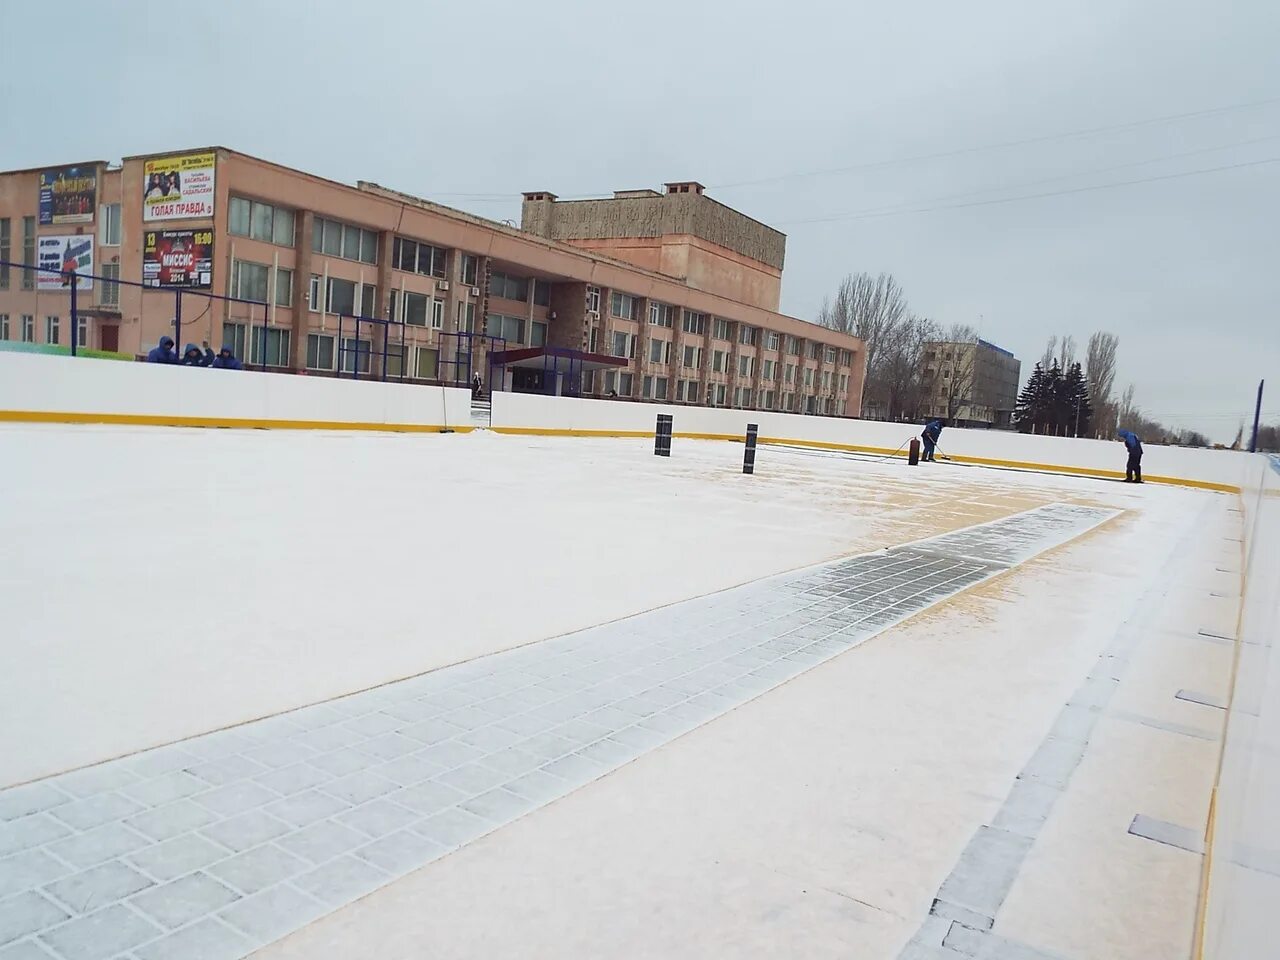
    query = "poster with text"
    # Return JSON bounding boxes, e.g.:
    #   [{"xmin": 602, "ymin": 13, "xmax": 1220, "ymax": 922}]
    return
[
  {"xmin": 143, "ymin": 229, "xmax": 214, "ymax": 288},
  {"xmin": 142, "ymin": 151, "xmax": 216, "ymax": 222},
  {"xmin": 39, "ymin": 165, "xmax": 97, "ymax": 225},
  {"xmin": 36, "ymin": 235, "xmax": 94, "ymax": 291}
]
